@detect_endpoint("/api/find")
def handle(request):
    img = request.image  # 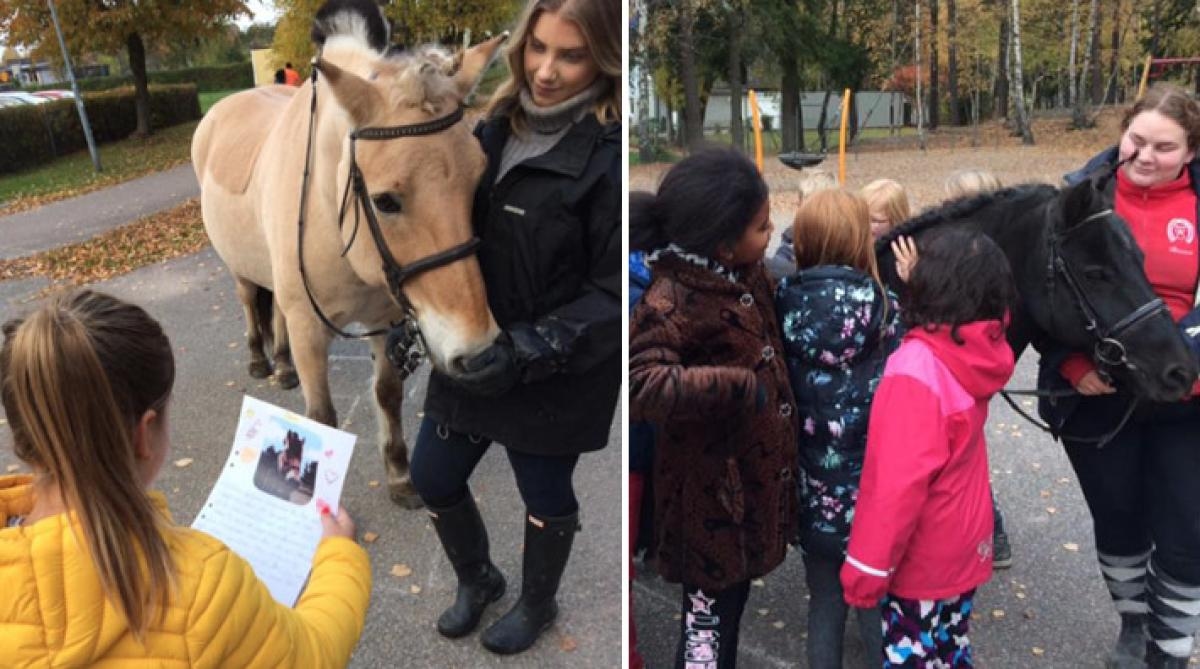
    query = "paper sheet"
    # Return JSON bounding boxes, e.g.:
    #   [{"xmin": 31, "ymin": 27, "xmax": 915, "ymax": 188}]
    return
[{"xmin": 192, "ymin": 395, "xmax": 356, "ymax": 606}]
